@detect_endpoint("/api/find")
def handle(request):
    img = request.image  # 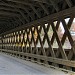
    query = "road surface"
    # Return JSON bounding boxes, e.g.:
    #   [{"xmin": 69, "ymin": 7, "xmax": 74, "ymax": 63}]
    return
[{"xmin": 0, "ymin": 53, "xmax": 72, "ymax": 75}]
